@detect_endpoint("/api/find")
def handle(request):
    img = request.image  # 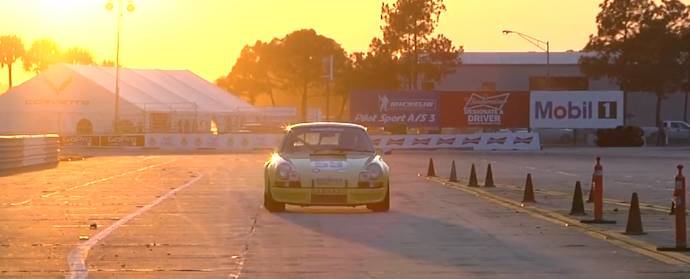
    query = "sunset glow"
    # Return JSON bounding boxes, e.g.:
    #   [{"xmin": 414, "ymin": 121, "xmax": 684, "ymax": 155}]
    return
[{"xmin": 0, "ymin": 0, "xmax": 627, "ymax": 90}]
